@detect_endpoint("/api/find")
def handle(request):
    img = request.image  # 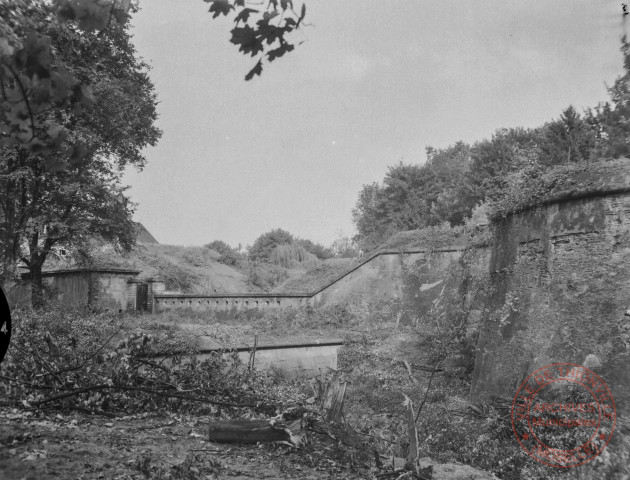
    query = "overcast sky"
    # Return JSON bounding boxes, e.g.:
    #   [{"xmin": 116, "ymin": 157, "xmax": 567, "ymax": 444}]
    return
[{"xmin": 124, "ymin": 0, "xmax": 626, "ymax": 248}]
